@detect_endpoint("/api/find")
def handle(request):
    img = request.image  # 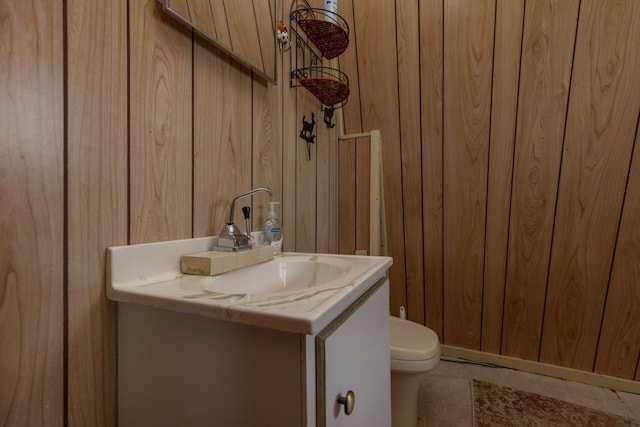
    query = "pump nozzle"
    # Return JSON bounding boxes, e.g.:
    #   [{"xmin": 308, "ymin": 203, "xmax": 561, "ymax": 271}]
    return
[{"xmin": 266, "ymin": 201, "xmax": 280, "ymax": 219}]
